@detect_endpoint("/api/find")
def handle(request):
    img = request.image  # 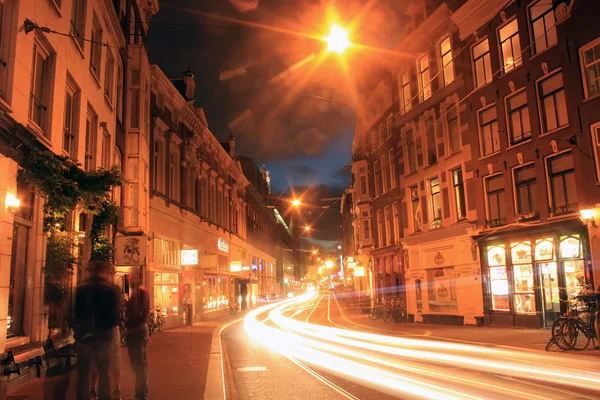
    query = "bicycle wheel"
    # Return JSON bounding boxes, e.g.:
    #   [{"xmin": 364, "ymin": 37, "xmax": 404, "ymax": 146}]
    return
[
  {"xmin": 550, "ymin": 317, "xmax": 573, "ymax": 350},
  {"xmin": 383, "ymin": 311, "xmax": 392, "ymax": 322},
  {"xmin": 566, "ymin": 319, "xmax": 591, "ymax": 351}
]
